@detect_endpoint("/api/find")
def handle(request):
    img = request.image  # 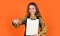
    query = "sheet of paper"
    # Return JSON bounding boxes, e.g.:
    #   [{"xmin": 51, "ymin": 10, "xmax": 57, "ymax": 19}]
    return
[{"xmin": 26, "ymin": 18, "xmax": 39, "ymax": 35}]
